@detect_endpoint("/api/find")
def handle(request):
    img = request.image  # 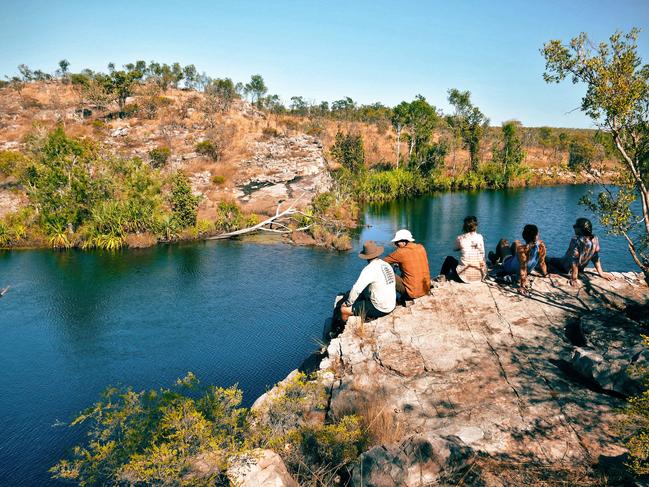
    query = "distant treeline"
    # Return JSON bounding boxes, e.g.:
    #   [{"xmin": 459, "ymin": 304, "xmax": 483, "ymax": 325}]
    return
[{"xmin": 1, "ymin": 60, "xmax": 619, "ymax": 196}]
